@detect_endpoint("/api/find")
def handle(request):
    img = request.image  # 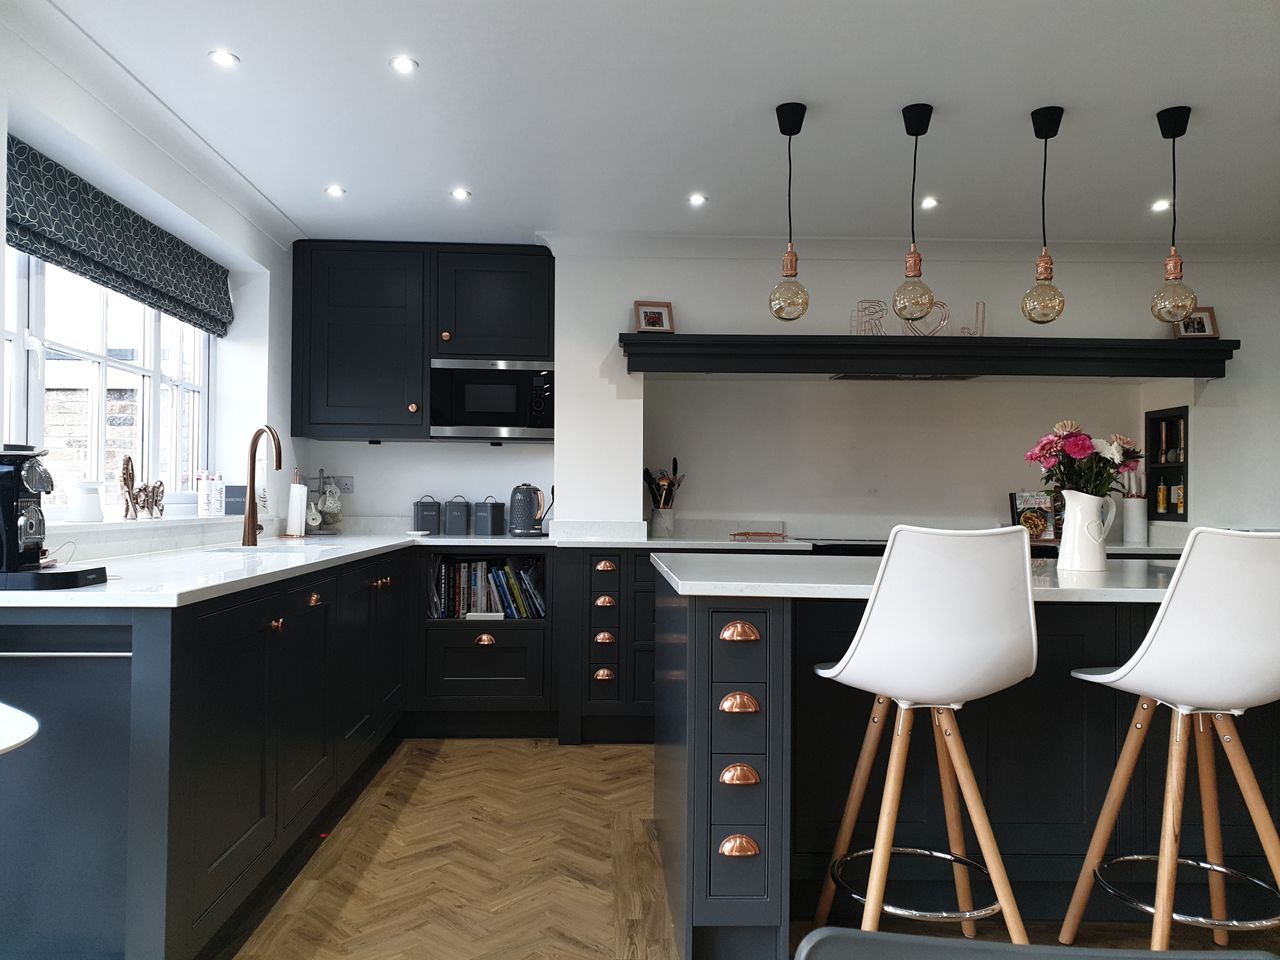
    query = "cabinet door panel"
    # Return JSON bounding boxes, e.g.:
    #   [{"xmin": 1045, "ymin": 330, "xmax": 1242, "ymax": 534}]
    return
[
  {"xmin": 332, "ymin": 567, "xmax": 378, "ymax": 777},
  {"xmin": 435, "ymin": 253, "xmax": 551, "ymax": 358},
  {"xmin": 307, "ymin": 248, "xmax": 426, "ymax": 430},
  {"xmin": 277, "ymin": 580, "xmax": 336, "ymax": 832},
  {"xmin": 371, "ymin": 556, "xmax": 408, "ymax": 730}
]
